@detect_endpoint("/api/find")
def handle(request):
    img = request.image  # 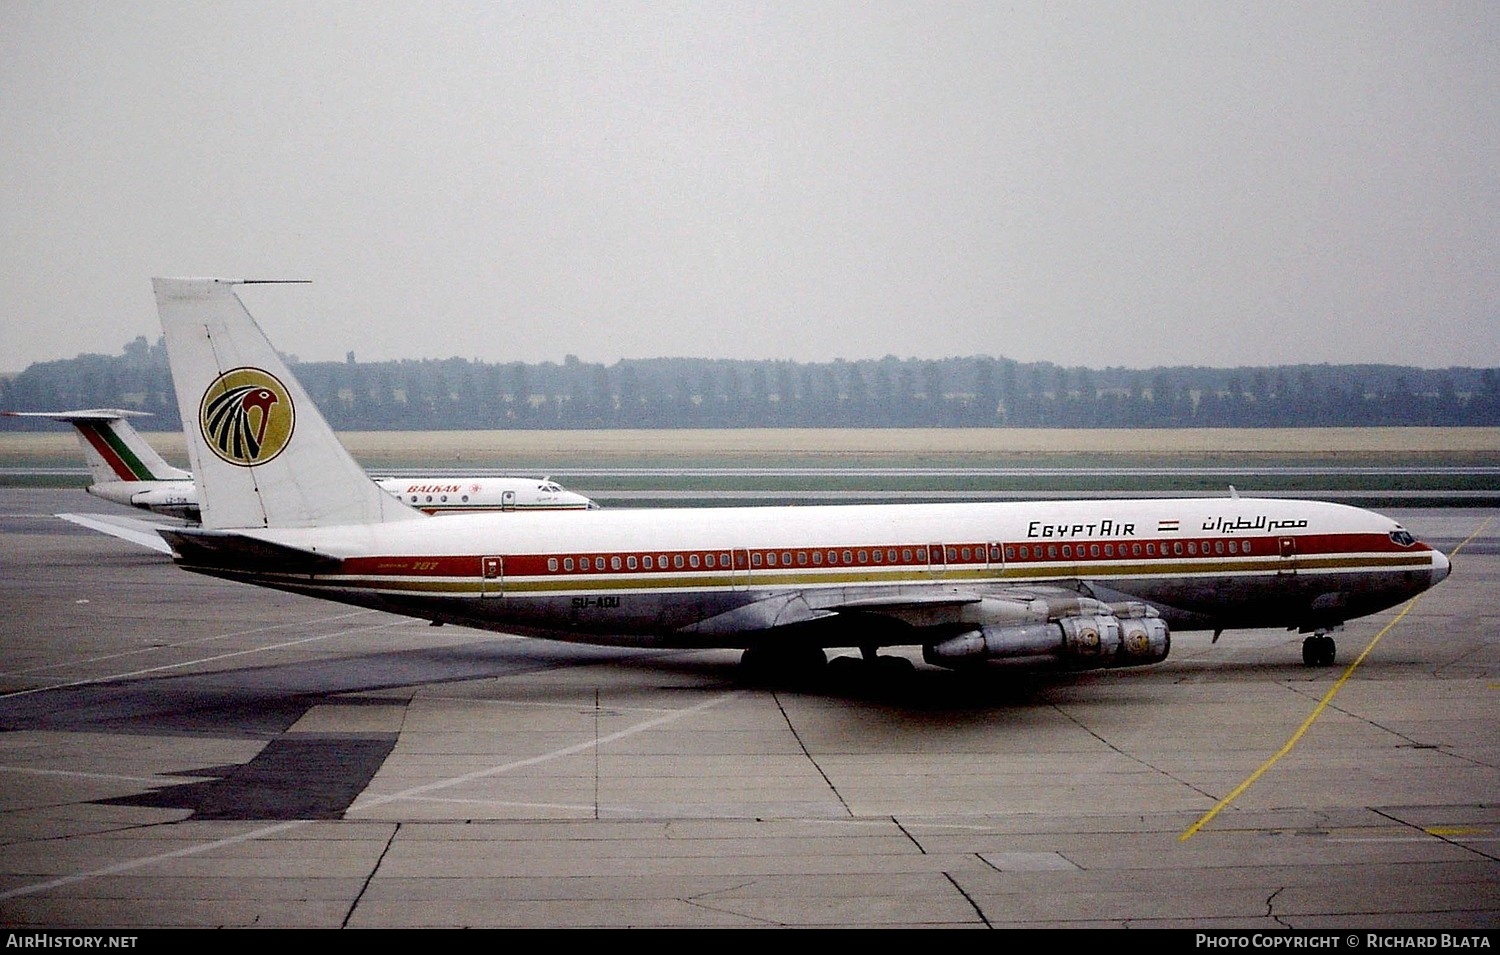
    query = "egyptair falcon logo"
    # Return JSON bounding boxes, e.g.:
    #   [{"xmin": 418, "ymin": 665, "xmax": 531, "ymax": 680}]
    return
[{"xmin": 199, "ymin": 368, "xmax": 295, "ymax": 466}]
